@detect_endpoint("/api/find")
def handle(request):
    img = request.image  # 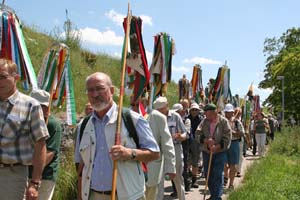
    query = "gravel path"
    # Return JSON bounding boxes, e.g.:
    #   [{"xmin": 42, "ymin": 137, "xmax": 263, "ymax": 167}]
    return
[{"xmin": 163, "ymin": 149, "xmax": 260, "ymax": 200}]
